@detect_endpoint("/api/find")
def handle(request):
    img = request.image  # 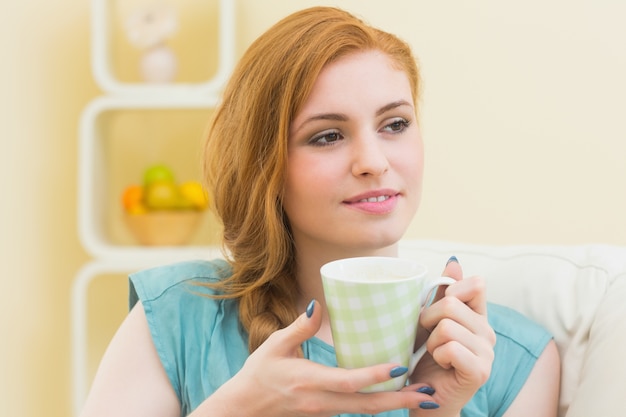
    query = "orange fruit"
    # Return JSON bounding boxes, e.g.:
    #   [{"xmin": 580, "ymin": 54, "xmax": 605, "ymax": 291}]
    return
[
  {"xmin": 121, "ymin": 185, "xmax": 144, "ymax": 212},
  {"xmin": 126, "ymin": 203, "xmax": 147, "ymax": 215}
]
